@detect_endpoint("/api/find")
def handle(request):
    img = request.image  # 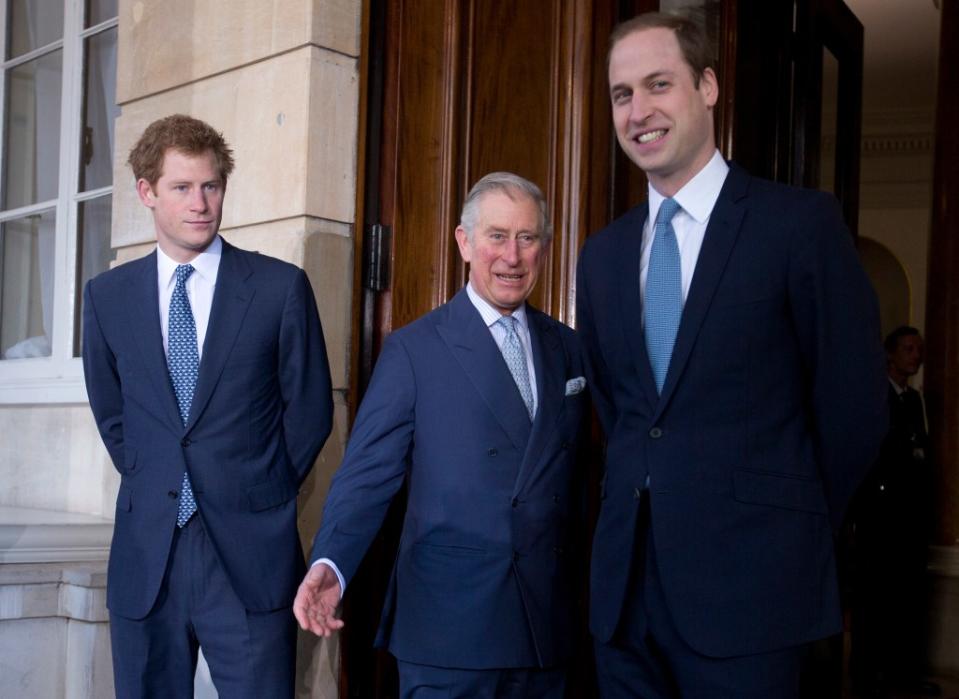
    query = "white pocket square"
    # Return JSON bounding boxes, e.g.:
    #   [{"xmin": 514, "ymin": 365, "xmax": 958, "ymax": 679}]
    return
[{"xmin": 565, "ymin": 377, "xmax": 586, "ymax": 396}]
